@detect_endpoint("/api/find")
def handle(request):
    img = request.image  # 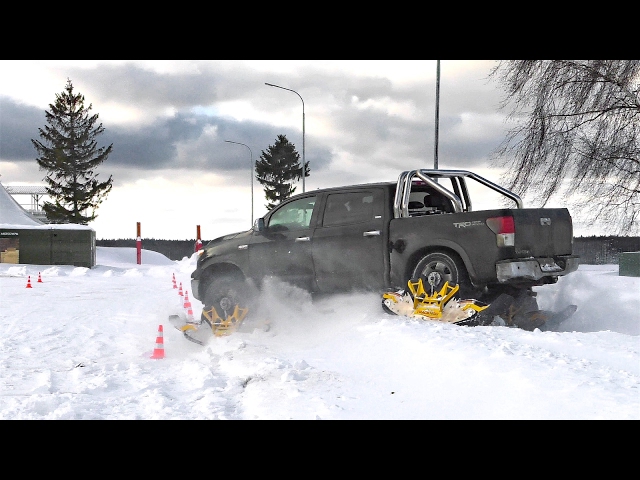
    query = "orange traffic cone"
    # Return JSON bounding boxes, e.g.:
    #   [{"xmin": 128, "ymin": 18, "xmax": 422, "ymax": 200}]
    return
[
  {"xmin": 172, "ymin": 273, "xmax": 177, "ymax": 289},
  {"xmin": 184, "ymin": 290, "xmax": 194, "ymax": 322},
  {"xmin": 26, "ymin": 276, "xmax": 33, "ymax": 288},
  {"xmin": 37, "ymin": 272, "xmax": 43, "ymax": 283},
  {"xmin": 150, "ymin": 325, "xmax": 165, "ymax": 359},
  {"xmin": 178, "ymin": 282, "xmax": 183, "ymax": 297}
]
